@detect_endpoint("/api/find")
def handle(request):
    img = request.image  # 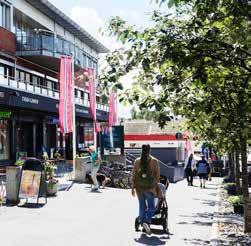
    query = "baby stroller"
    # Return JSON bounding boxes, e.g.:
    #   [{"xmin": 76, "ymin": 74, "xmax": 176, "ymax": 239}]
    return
[{"xmin": 134, "ymin": 176, "xmax": 169, "ymax": 234}]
